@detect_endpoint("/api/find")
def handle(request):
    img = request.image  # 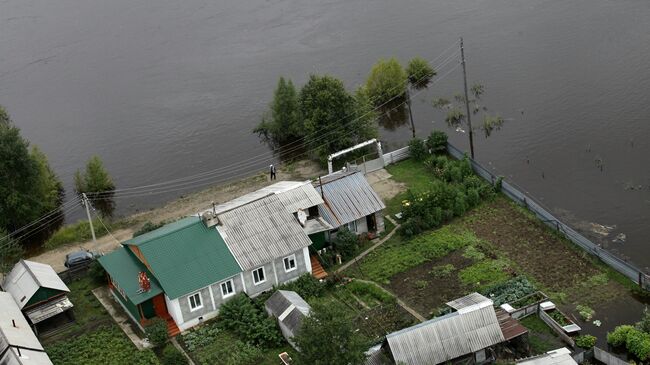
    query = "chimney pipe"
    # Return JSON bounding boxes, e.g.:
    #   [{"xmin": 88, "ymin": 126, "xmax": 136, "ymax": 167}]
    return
[
  {"xmin": 12, "ymin": 319, "xmax": 16, "ymax": 328},
  {"xmin": 318, "ymin": 176, "xmax": 324, "ymax": 199},
  {"xmin": 212, "ymin": 201, "xmax": 216, "ymax": 215},
  {"xmin": 17, "ymin": 348, "xmax": 21, "ymax": 357}
]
